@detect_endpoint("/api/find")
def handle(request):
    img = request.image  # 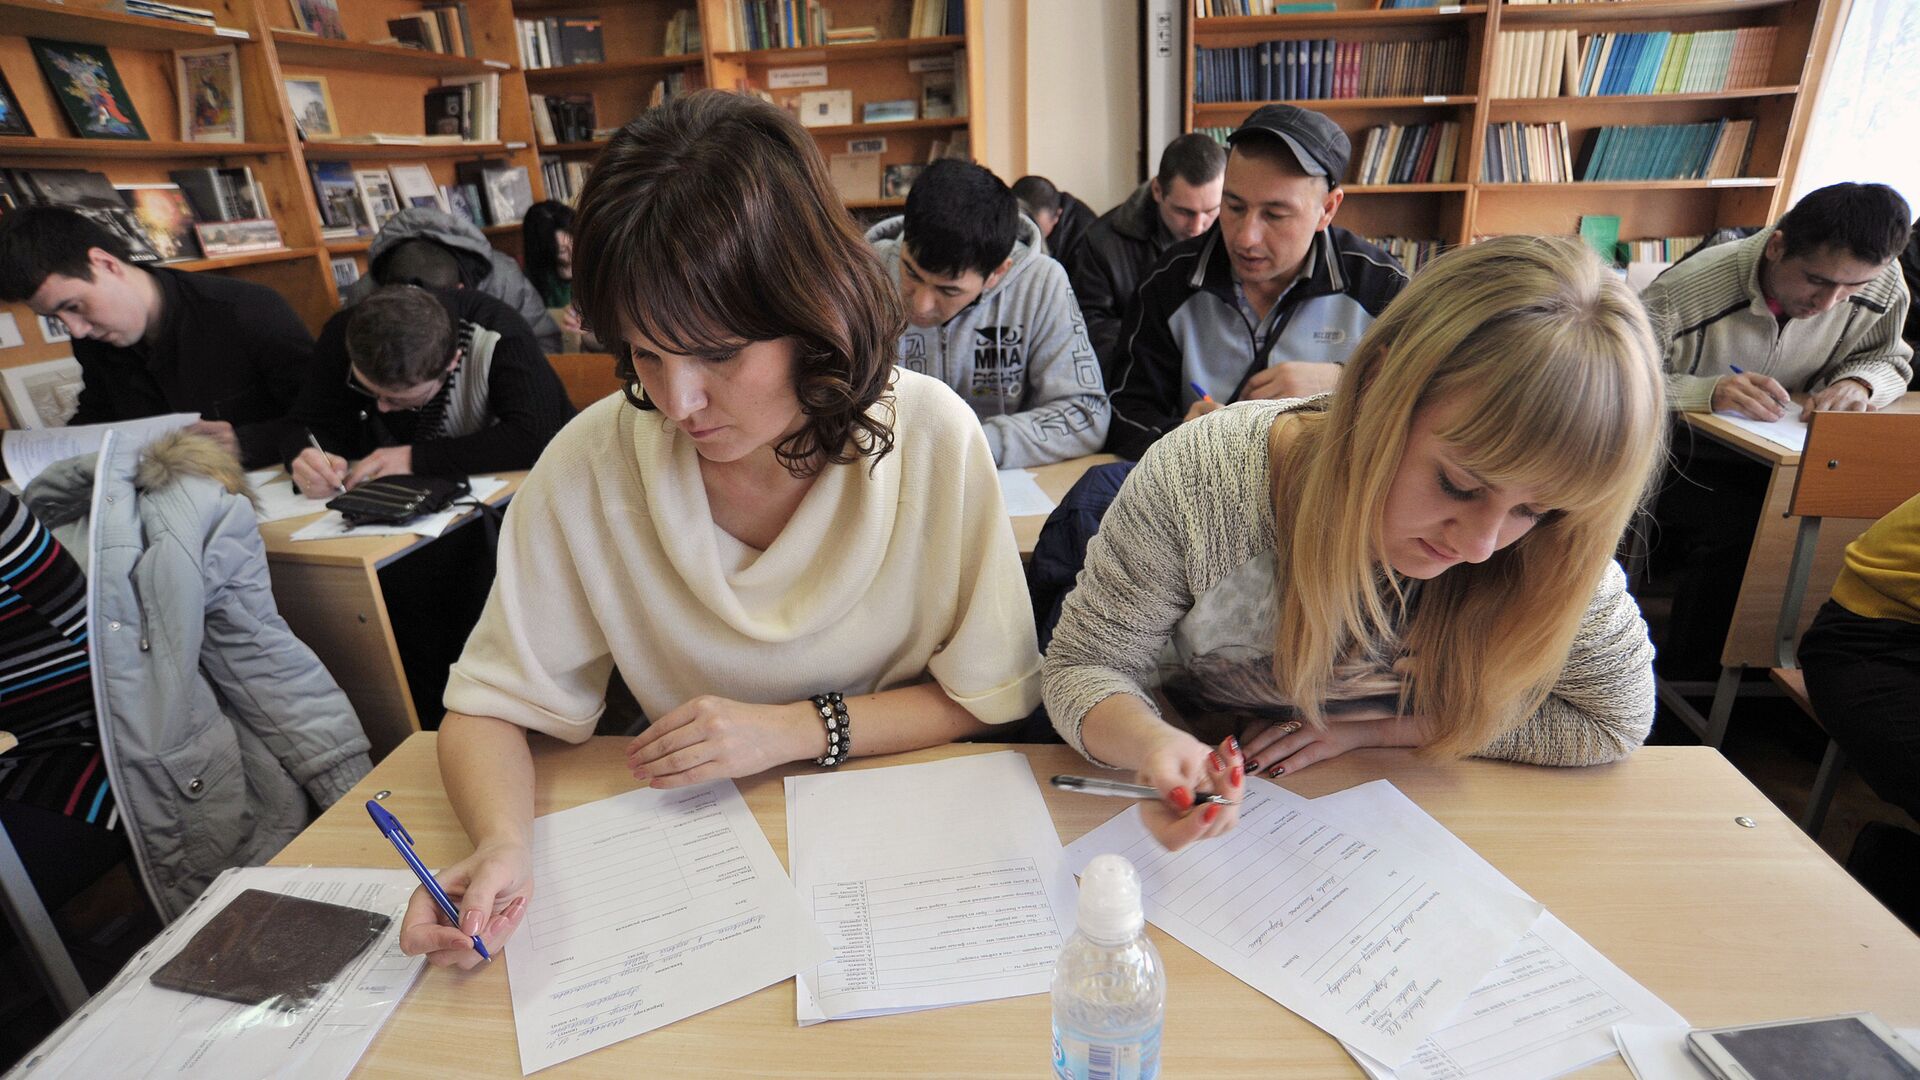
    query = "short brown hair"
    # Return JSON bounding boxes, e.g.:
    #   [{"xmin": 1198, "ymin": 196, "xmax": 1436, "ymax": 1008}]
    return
[
  {"xmin": 346, "ymin": 286, "xmax": 454, "ymax": 385},
  {"xmin": 571, "ymin": 89, "xmax": 903, "ymax": 476}
]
